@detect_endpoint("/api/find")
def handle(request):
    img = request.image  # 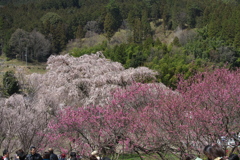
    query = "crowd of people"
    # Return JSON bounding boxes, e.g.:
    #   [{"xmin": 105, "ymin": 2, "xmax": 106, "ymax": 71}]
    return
[
  {"xmin": 0, "ymin": 144, "xmax": 239, "ymax": 160},
  {"xmin": 184, "ymin": 144, "xmax": 240, "ymax": 160},
  {"xmin": 0, "ymin": 147, "xmax": 110, "ymax": 160}
]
